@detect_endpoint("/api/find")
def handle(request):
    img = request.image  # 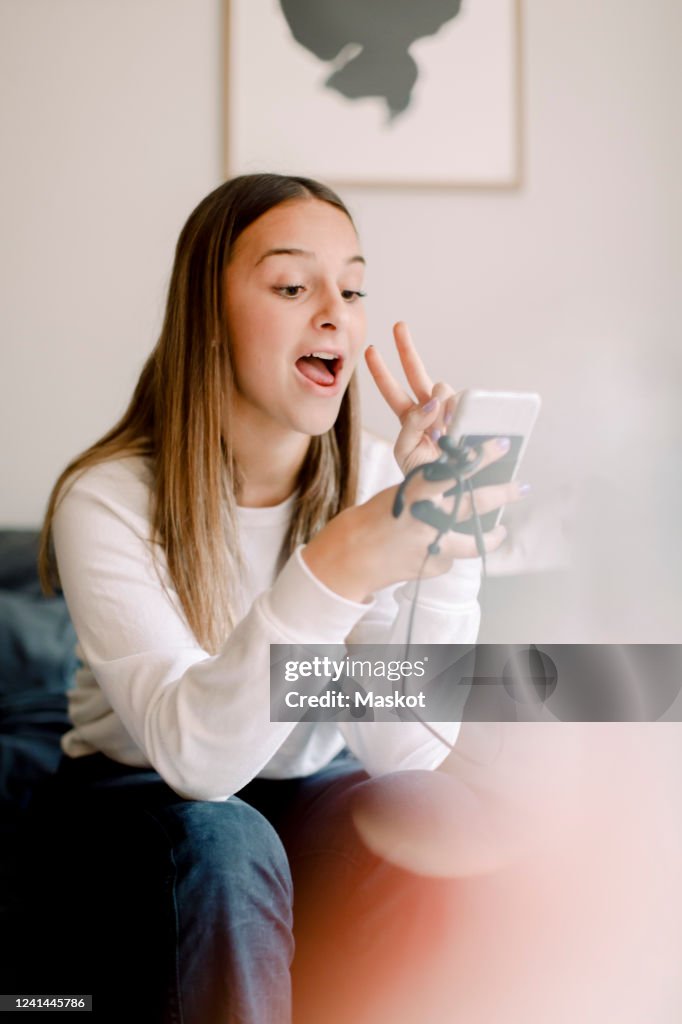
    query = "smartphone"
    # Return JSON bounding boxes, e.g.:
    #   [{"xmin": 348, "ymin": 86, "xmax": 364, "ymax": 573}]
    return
[{"xmin": 446, "ymin": 389, "xmax": 541, "ymax": 534}]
